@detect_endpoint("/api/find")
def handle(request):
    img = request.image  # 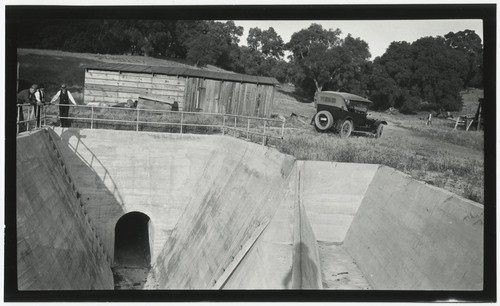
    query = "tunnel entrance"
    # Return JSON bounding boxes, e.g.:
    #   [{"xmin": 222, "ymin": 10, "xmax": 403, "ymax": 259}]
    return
[{"xmin": 114, "ymin": 212, "xmax": 152, "ymax": 268}]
